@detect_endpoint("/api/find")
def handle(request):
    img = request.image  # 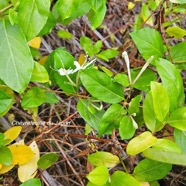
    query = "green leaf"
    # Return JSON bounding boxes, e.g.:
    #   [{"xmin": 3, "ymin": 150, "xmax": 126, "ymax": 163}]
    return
[
  {"xmin": 174, "ymin": 129, "xmax": 186, "ymax": 153},
  {"xmin": 153, "ymin": 139, "xmax": 181, "ymax": 153},
  {"xmin": 143, "ymin": 91, "xmax": 162, "ymax": 132},
  {"xmin": 96, "ymin": 49, "xmax": 119, "ymax": 62},
  {"xmin": 126, "ymin": 131, "xmax": 157, "ymax": 155},
  {"xmin": 133, "ymin": 158, "xmax": 172, "ymax": 182},
  {"xmin": 98, "ymin": 65, "xmax": 113, "ymax": 77},
  {"xmin": 149, "ymin": 181, "xmax": 160, "ymax": 186},
  {"xmin": 80, "ymin": 68, "xmax": 124, "ymax": 104},
  {"xmin": 31, "ymin": 62, "xmax": 49, "ymax": 83},
  {"xmin": 169, "ymin": 41, "xmax": 186, "ymax": 63},
  {"xmin": 168, "ymin": 107, "xmax": 186, "ymax": 130},
  {"xmin": 141, "ymin": 3, "xmax": 153, "ymax": 26},
  {"xmin": 88, "ymin": 151, "xmax": 120, "ymax": 168},
  {"xmin": 20, "ymin": 178, "xmax": 42, "ymax": 186},
  {"xmin": 94, "ymin": 40, "xmax": 102, "ymax": 54},
  {"xmin": 166, "ymin": 26, "xmax": 186, "ymax": 39},
  {"xmin": 38, "ymin": 12, "xmax": 56, "ymax": 36},
  {"xmin": 57, "ymin": 30, "xmax": 72, "ymax": 39},
  {"xmin": 150, "ymin": 82, "xmax": 169, "ymax": 122},
  {"xmin": 0, "ymin": 133, "xmax": 5, "ymax": 147},
  {"xmin": 87, "ymin": 182, "xmax": 110, "ymax": 186},
  {"xmin": 0, "ymin": 20, "xmax": 34, "ymax": 93},
  {"xmin": 77, "ymin": 99, "xmax": 105, "ymax": 131},
  {"xmin": 44, "ymin": 92, "xmax": 59, "ymax": 104},
  {"xmin": 0, "ymin": 146, "xmax": 12, "ymax": 166},
  {"xmin": 8, "ymin": 9, "xmax": 19, "ymax": 25},
  {"xmin": 0, "ymin": 0, "xmax": 9, "ymax": 9},
  {"xmin": 21, "ymin": 87, "xmax": 46, "ymax": 108},
  {"xmin": 0, "ymin": 85, "xmax": 14, "ymax": 117},
  {"xmin": 98, "ymin": 104, "xmax": 127, "ymax": 135},
  {"xmin": 131, "ymin": 69, "xmax": 157, "ymax": 92},
  {"xmin": 80, "ymin": 36, "xmax": 94, "ymax": 57},
  {"xmin": 37, "ymin": 153, "xmax": 59, "ymax": 169},
  {"xmin": 114, "ymin": 73, "xmax": 130, "ymax": 87},
  {"xmin": 128, "ymin": 95, "xmax": 142, "ymax": 115},
  {"xmin": 130, "ymin": 27, "xmax": 164, "ymax": 60},
  {"xmin": 134, "ymin": 14, "xmax": 143, "ymax": 31},
  {"xmin": 53, "ymin": 48, "xmax": 79, "ymax": 93},
  {"xmin": 88, "ymin": 0, "xmax": 107, "ymax": 30},
  {"xmin": 87, "ymin": 165, "xmax": 109, "ymax": 186},
  {"xmin": 143, "ymin": 148, "xmax": 186, "ymax": 165},
  {"xmin": 155, "ymin": 58, "xmax": 185, "ymax": 112},
  {"xmin": 119, "ymin": 116, "xmax": 136, "ymax": 140},
  {"xmin": 58, "ymin": 0, "xmax": 90, "ymax": 25},
  {"xmin": 110, "ymin": 171, "xmax": 141, "ymax": 186},
  {"xmin": 170, "ymin": 0, "xmax": 186, "ymax": 4},
  {"xmin": 18, "ymin": 0, "xmax": 51, "ymax": 40}
]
